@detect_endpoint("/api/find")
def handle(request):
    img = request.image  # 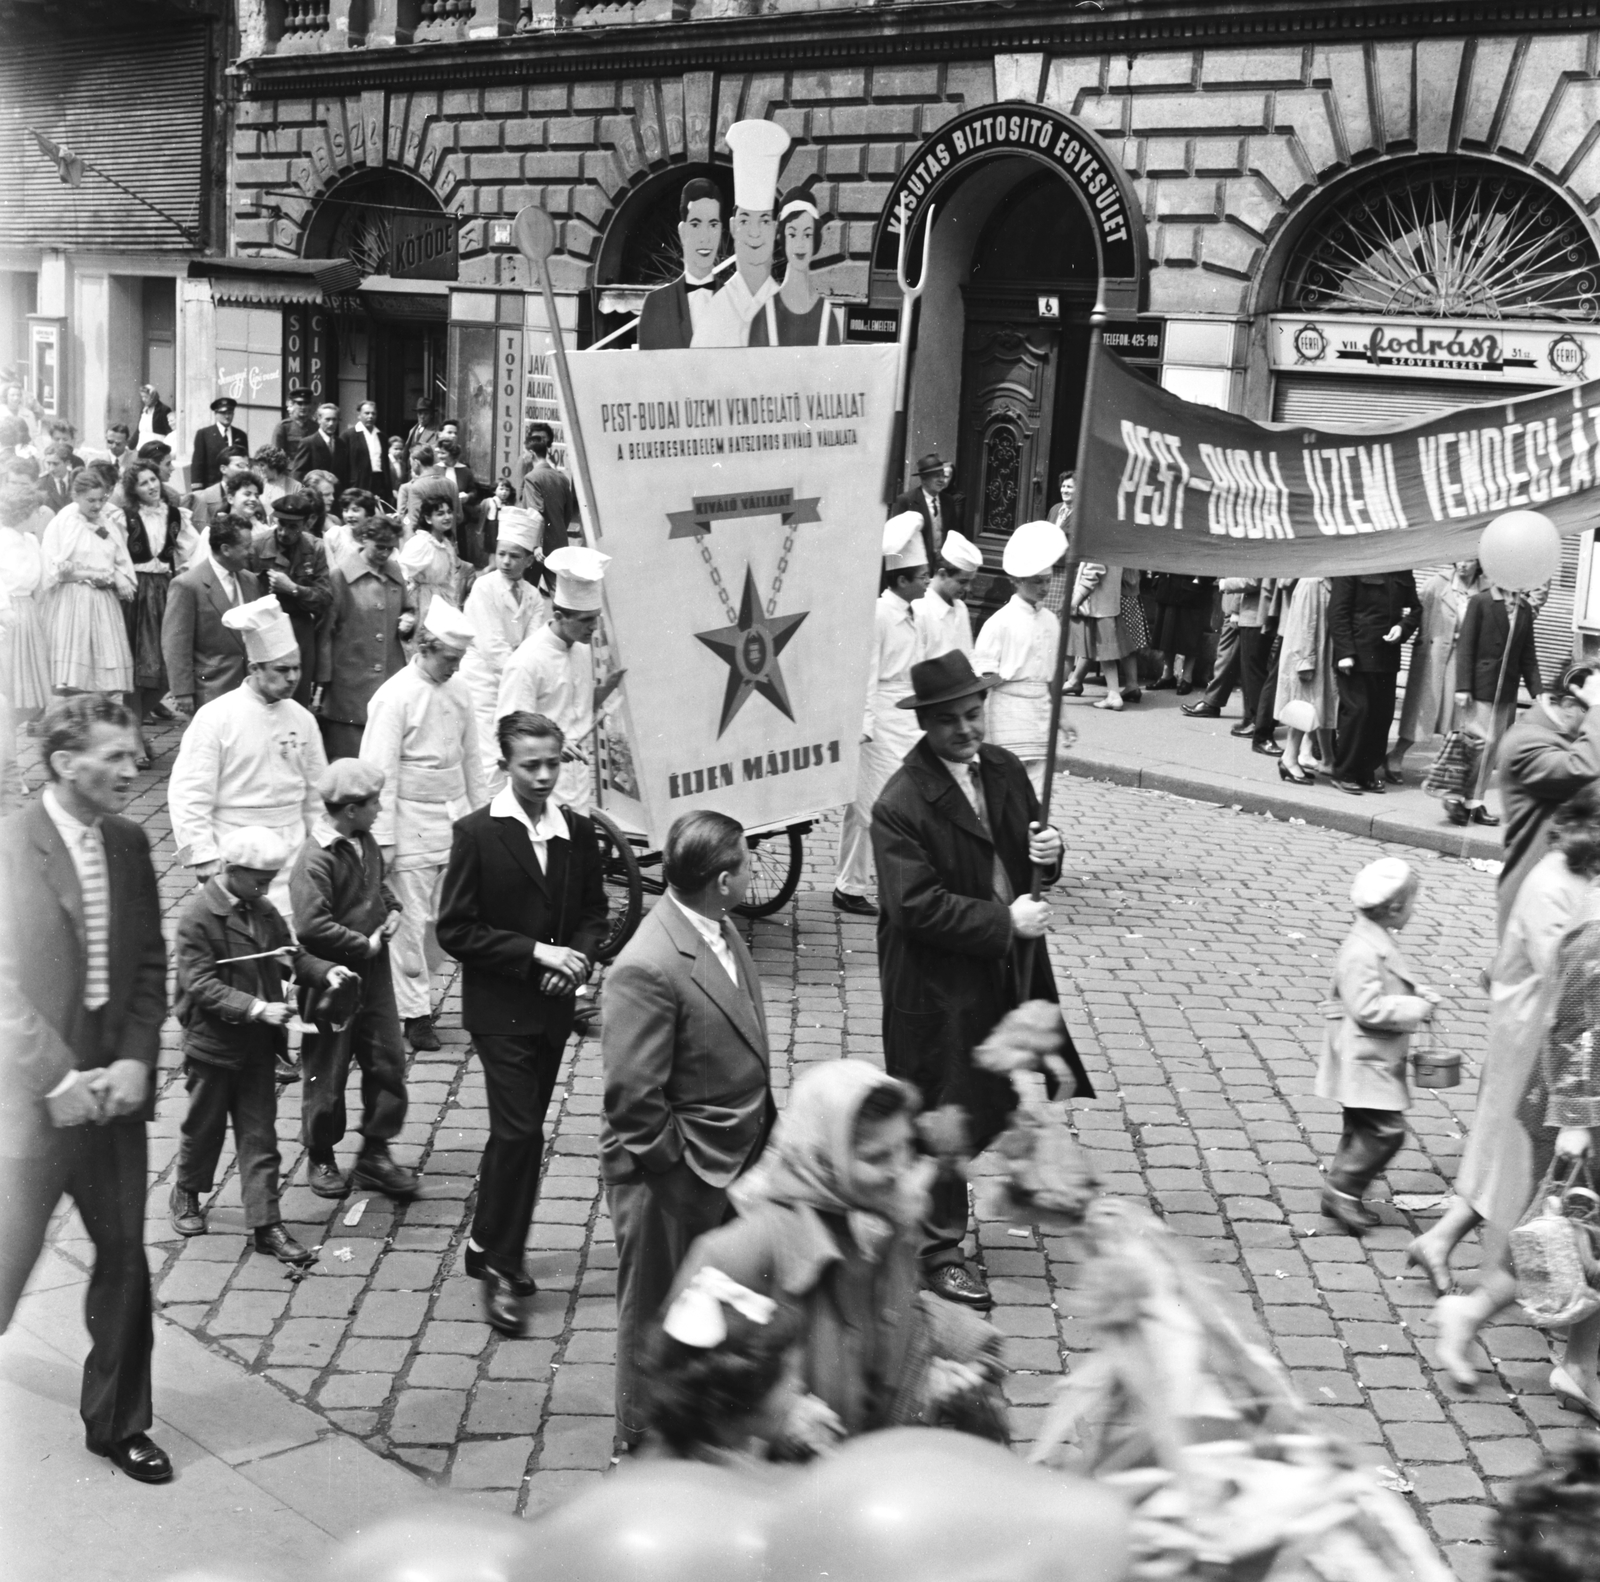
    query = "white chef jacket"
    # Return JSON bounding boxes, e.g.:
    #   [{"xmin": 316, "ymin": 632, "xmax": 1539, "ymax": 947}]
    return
[
  {"xmin": 691, "ymin": 270, "xmax": 779, "ymax": 349},
  {"xmin": 864, "ymin": 589, "xmax": 924, "ymax": 754},
  {"xmin": 496, "ymin": 624, "xmax": 596, "ymax": 811},
  {"xmin": 360, "ymin": 659, "xmax": 487, "ymax": 869},
  {"xmin": 912, "ymin": 589, "xmax": 974, "ymax": 661},
  {"xmin": 168, "ymin": 684, "xmax": 327, "ymax": 867},
  {"xmin": 459, "ymin": 570, "xmax": 544, "ymax": 704},
  {"xmin": 974, "ymin": 595, "xmax": 1058, "ymax": 682}
]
